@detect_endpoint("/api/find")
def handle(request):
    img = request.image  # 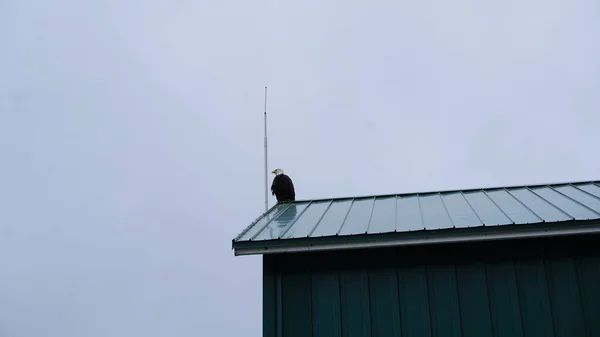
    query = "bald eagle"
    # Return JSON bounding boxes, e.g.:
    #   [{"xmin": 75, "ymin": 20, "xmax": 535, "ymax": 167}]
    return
[{"xmin": 271, "ymin": 168, "xmax": 295, "ymax": 202}]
